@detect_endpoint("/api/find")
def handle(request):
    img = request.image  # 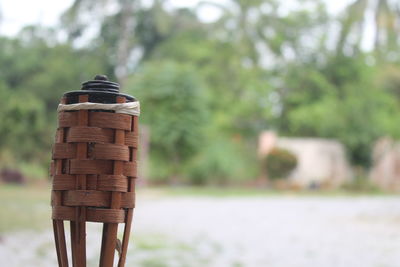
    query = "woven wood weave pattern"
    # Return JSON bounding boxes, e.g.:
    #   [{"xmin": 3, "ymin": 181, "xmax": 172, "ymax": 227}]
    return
[
  {"xmin": 50, "ymin": 95, "xmax": 138, "ymax": 267},
  {"xmin": 51, "ymin": 110, "xmax": 138, "ymax": 223}
]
